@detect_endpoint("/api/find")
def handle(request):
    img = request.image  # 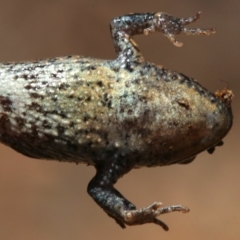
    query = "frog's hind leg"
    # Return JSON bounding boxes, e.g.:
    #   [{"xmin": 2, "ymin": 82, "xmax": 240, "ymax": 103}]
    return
[{"xmin": 87, "ymin": 160, "xmax": 189, "ymax": 230}]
